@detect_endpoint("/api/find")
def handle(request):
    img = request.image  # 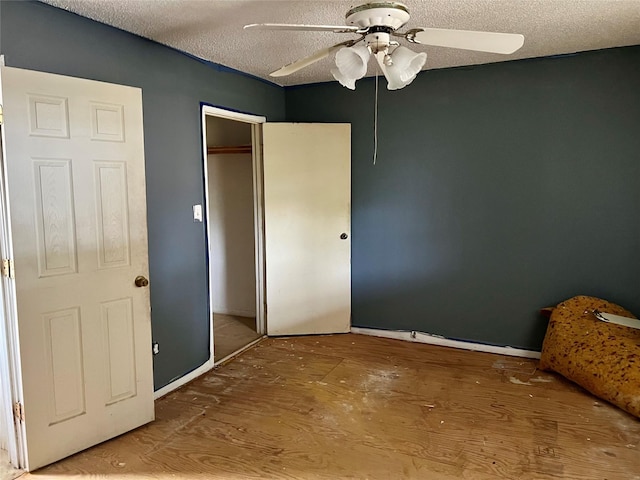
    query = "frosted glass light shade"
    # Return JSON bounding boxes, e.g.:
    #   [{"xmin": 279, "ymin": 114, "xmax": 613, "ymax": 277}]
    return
[
  {"xmin": 334, "ymin": 45, "xmax": 370, "ymax": 80},
  {"xmin": 385, "ymin": 70, "xmax": 411, "ymax": 90},
  {"xmin": 331, "ymin": 68, "xmax": 356, "ymax": 90},
  {"xmin": 385, "ymin": 47, "xmax": 427, "ymax": 90},
  {"xmin": 385, "ymin": 67, "xmax": 420, "ymax": 90},
  {"xmin": 391, "ymin": 46, "xmax": 427, "ymax": 81}
]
